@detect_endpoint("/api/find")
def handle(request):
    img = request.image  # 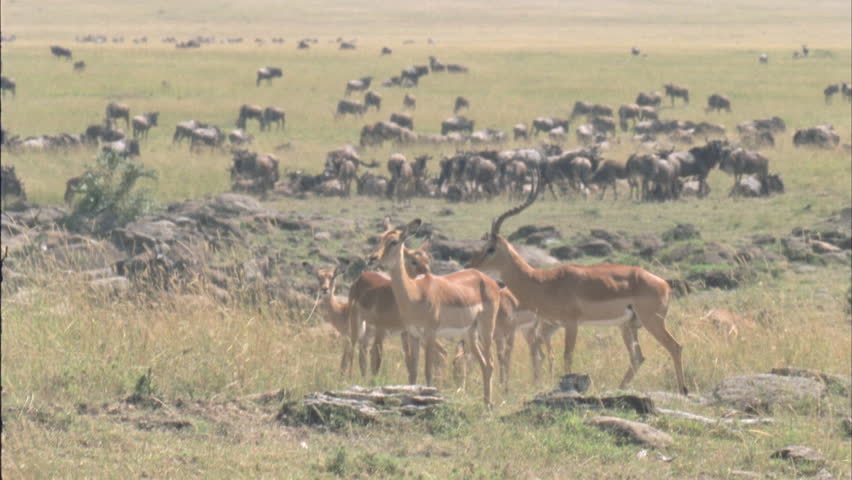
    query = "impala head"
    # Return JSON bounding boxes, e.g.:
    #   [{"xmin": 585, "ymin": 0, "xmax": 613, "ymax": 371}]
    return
[
  {"xmin": 367, "ymin": 218, "xmax": 422, "ymax": 268},
  {"xmin": 466, "ymin": 167, "xmax": 542, "ymax": 273},
  {"xmin": 303, "ymin": 261, "xmax": 347, "ymax": 296}
]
